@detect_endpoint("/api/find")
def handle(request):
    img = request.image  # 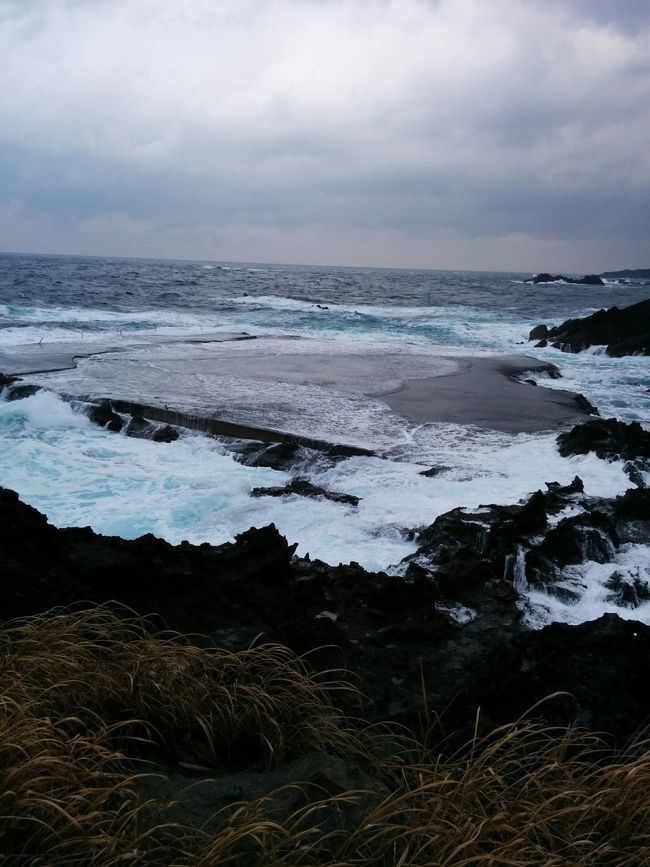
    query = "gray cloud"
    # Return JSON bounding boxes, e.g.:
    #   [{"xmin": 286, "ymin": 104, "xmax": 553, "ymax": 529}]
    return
[{"xmin": 0, "ymin": 0, "xmax": 648, "ymax": 270}]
